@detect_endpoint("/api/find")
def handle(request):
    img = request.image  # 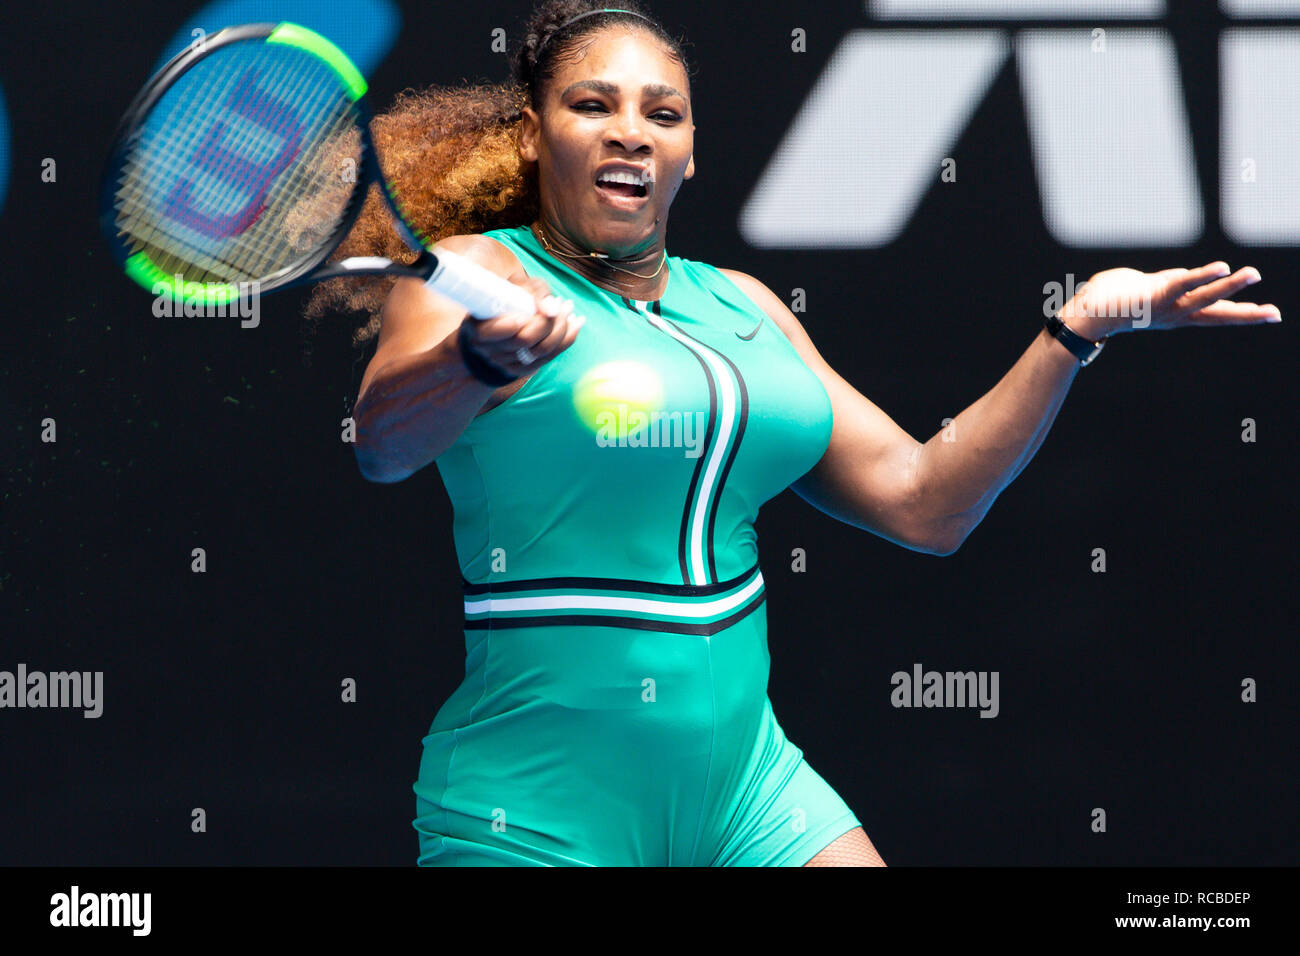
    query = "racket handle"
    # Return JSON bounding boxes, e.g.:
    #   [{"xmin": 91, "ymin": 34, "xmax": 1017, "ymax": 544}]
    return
[{"xmin": 426, "ymin": 248, "xmax": 541, "ymax": 320}]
